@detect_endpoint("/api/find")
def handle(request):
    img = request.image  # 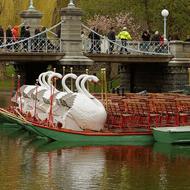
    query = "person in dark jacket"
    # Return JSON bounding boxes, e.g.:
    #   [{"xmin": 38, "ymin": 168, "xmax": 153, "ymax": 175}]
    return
[
  {"xmin": 20, "ymin": 26, "xmax": 26, "ymax": 39},
  {"xmin": 6, "ymin": 25, "xmax": 13, "ymax": 49},
  {"xmin": 151, "ymin": 31, "xmax": 160, "ymax": 43},
  {"xmin": 24, "ymin": 26, "xmax": 31, "ymax": 51},
  {"xmin": 142, "ymin": 30, "xmax": 150, "ymax": 41},
  {"xmin": 107, "ymin": 27, "xmax": 116, "ymax": 54},
  {"xmin": 141, "ymin": 30, "xmax": 150, "ymax": 51},
  {"xmin": 34, "ymin": 27, "xmax": 41, "ymax": 51},
  {"xmin": 0, "ymin": 26, "xmax": 4, "ymax": 46},
  {"xmin": 151, "ymin": 31, "xmax": 161, "ymax": 52}
]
